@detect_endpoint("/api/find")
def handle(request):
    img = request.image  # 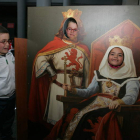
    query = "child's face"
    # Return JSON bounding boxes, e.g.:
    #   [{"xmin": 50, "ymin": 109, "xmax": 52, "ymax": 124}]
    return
[
  {"xmin": 0, "ymin": 33, "xmax": 10, "ymax": 55},
  {"xmin": 66, "ymin": 22, "xmax": 78, "ymax": 41},
  {"xmin": 108, "ymin": 47, "xmax": 124, "ymax": 66}
]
